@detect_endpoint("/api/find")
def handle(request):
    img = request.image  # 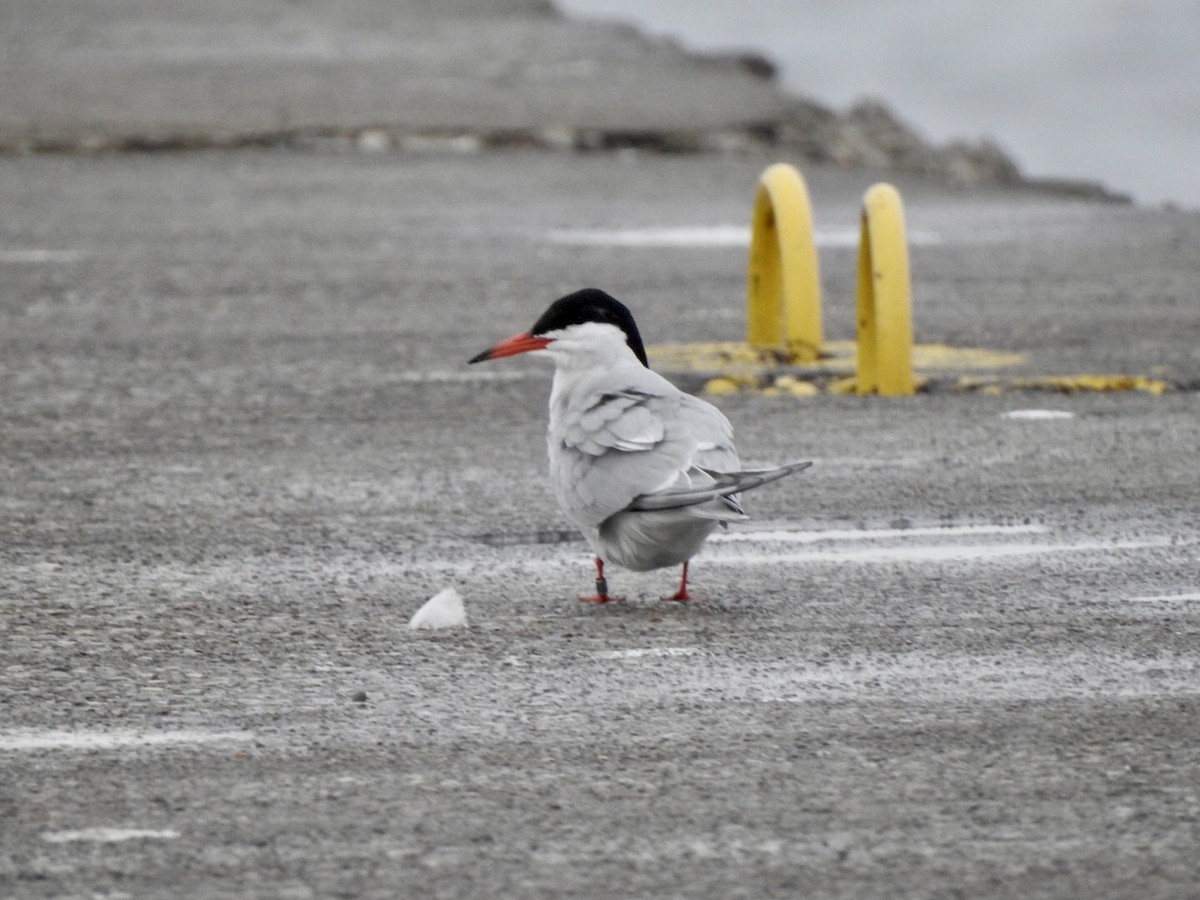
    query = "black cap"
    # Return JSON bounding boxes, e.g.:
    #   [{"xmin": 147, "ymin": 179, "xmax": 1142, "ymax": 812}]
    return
[{"xmin": 530, "ymin": 288, "xmax": 649, "ymax": 367}]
